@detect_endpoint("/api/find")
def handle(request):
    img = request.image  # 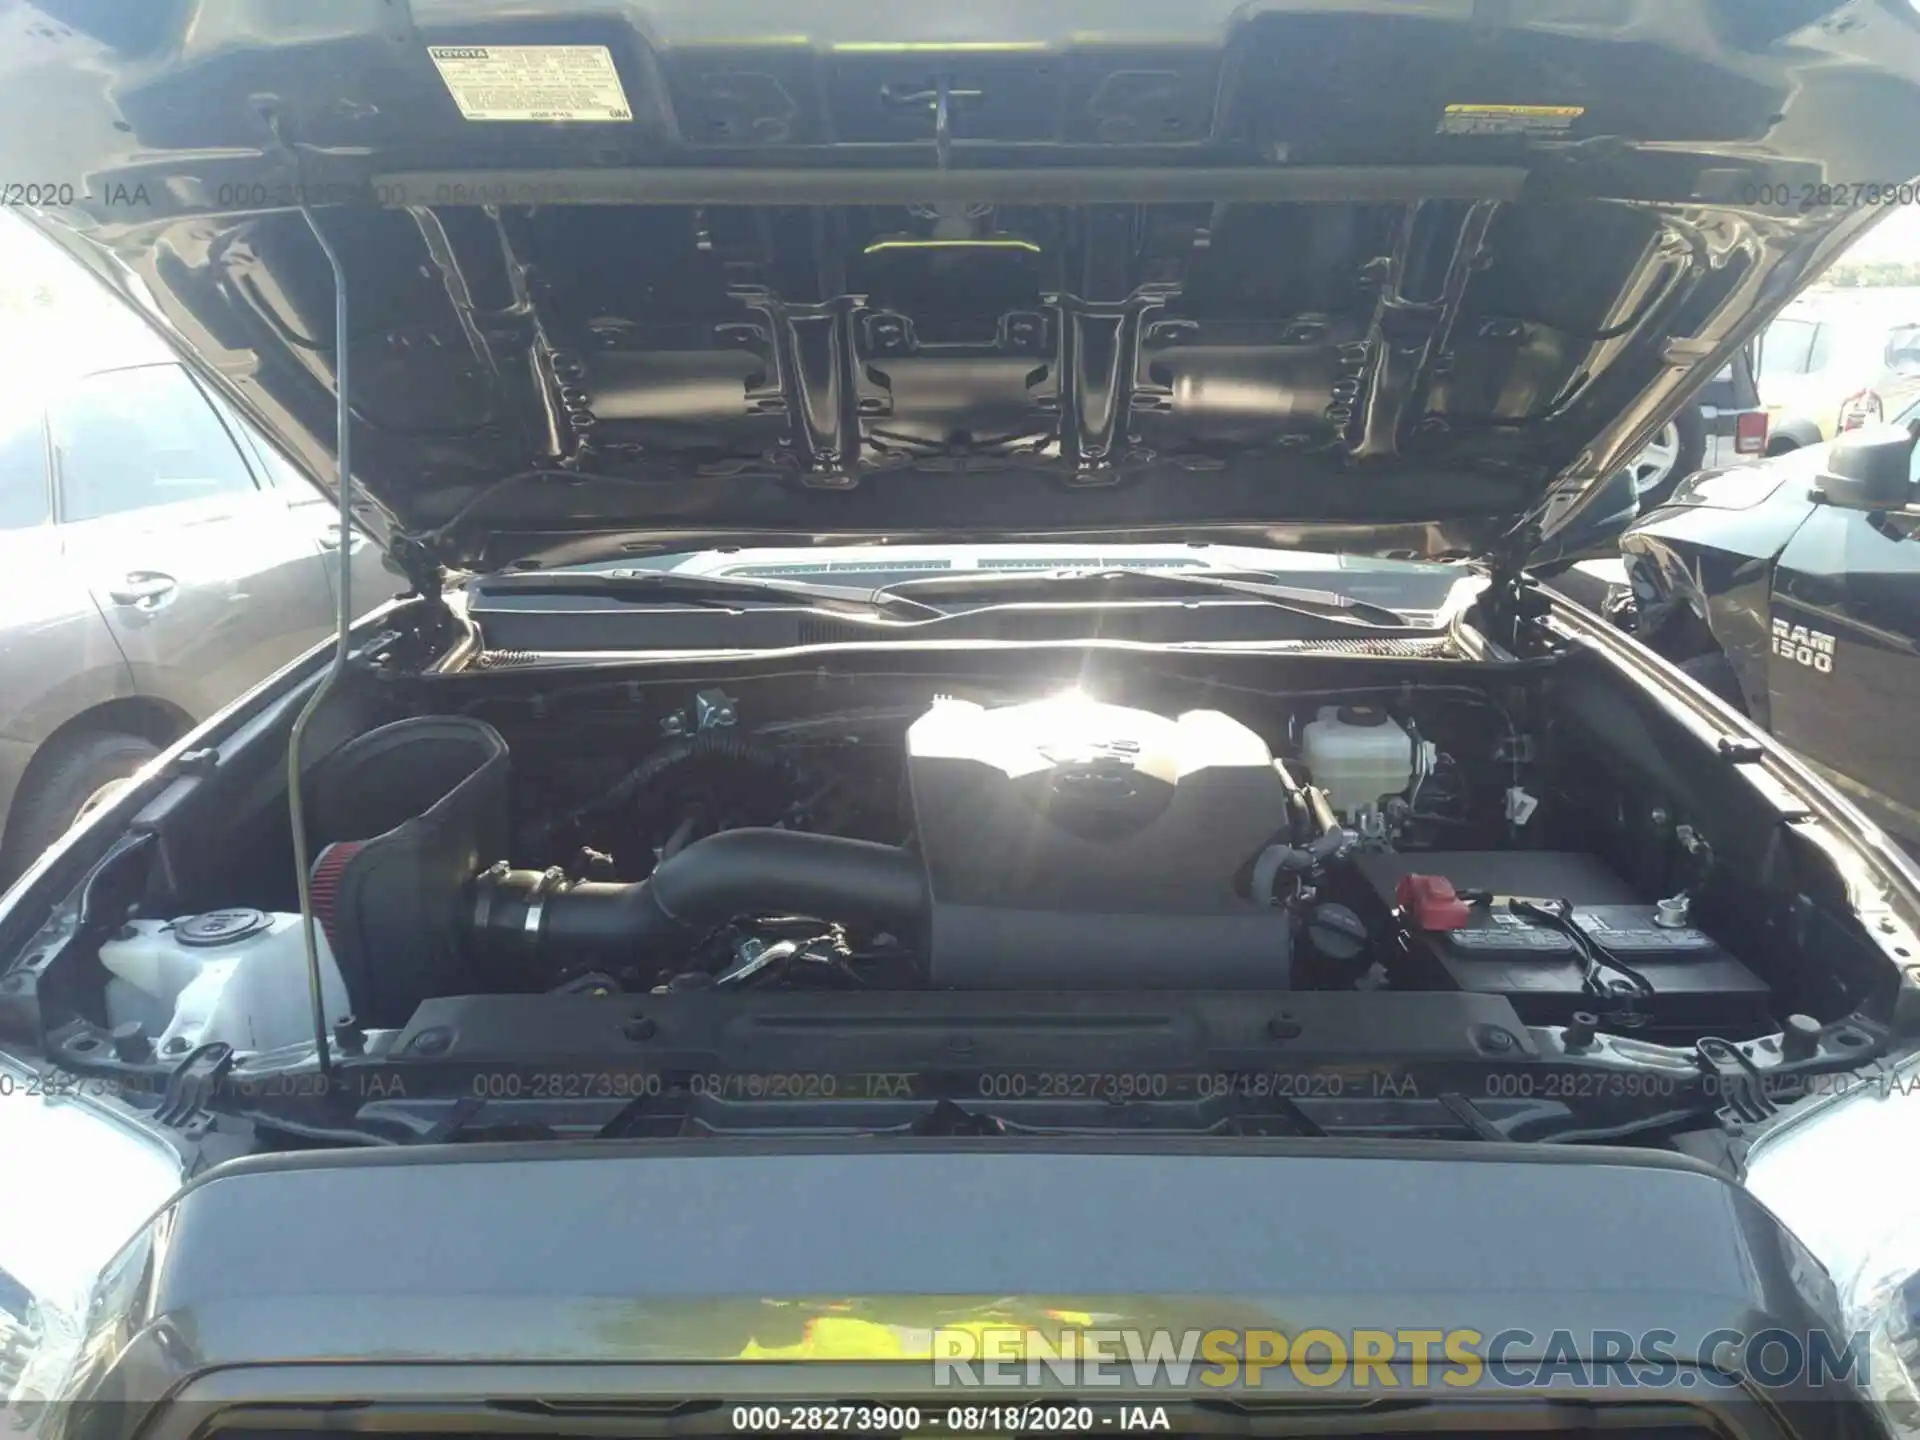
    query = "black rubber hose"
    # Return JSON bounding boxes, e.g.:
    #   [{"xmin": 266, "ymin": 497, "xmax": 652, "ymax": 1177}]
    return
[
  {"xmin": 622, "ymin": 732, "xmax": 791, "ymax": 809},
  {"xmin": 1272, "ymin": 757, "xmax": 1344, "ymax": 844},
  {"xmin": 534, "ymin": 732, "xmax": 795, "ymax": 843},
  {"xmin": 1253, "ymin": 758, "xmax": 1355, "ymax": 904},
  {"xmin": 649, "ymin": 828, "xmax": 925, "ymax": 929},
  {"xmin": 472, "ymin": 829, "xmax": 927, "ymax": 971}
]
